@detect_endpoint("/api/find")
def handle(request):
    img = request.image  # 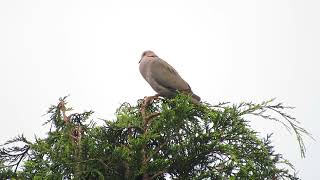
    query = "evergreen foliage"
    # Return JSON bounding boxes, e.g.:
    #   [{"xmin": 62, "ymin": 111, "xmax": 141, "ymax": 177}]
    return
[{"xmin": 0, "ymin": 94, "xmax": 310, "ymax": 179}]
